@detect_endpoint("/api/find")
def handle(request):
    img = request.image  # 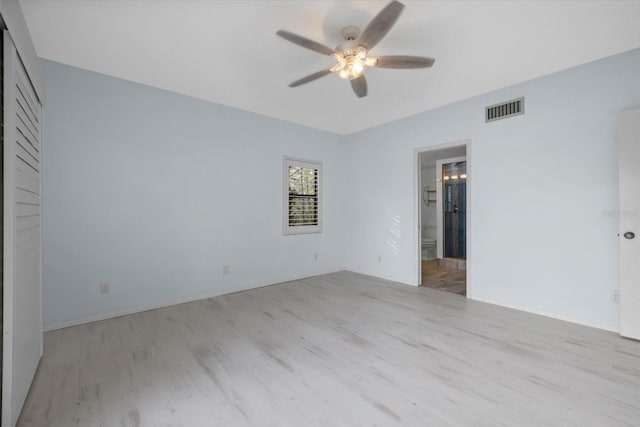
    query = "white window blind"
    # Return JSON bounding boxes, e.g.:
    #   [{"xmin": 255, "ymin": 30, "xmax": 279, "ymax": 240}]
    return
[{"xmin": 284, "ymin": 157, "xmax": 322, "ymax": 235}]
